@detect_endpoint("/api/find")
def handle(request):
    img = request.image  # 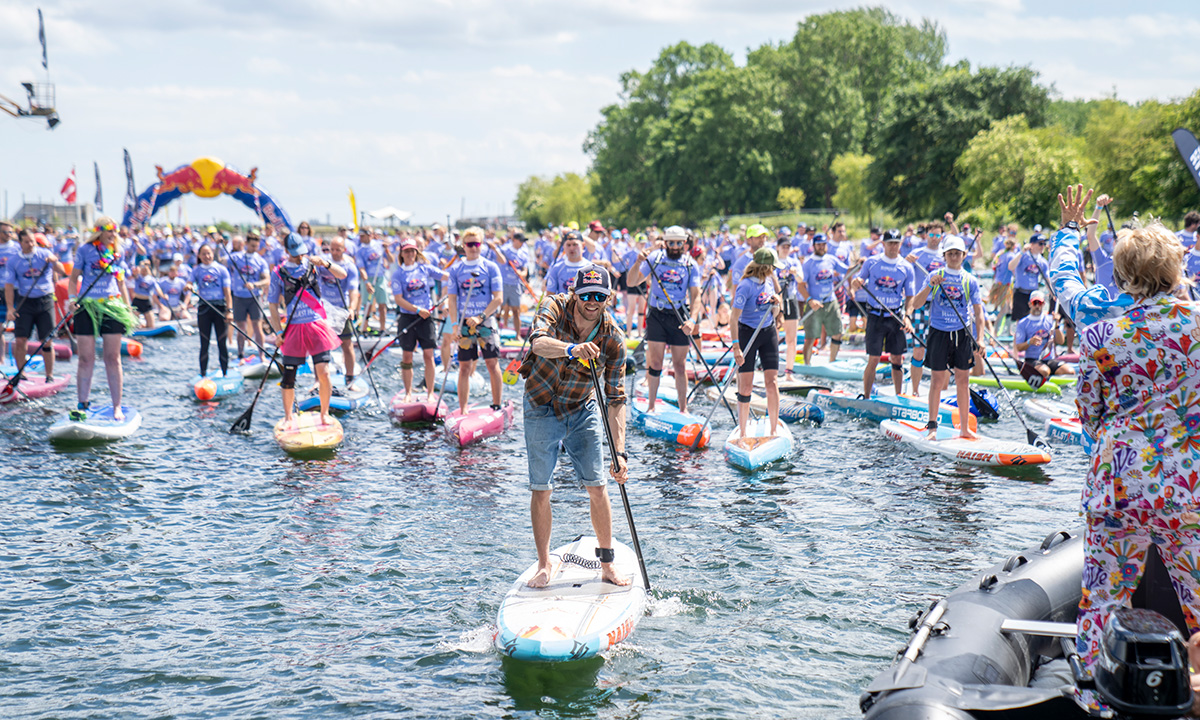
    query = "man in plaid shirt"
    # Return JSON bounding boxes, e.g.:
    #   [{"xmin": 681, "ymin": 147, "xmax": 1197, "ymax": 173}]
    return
[{"xmin": 519, "ymin": 265, "xmax": 630, "ymax": 587}]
